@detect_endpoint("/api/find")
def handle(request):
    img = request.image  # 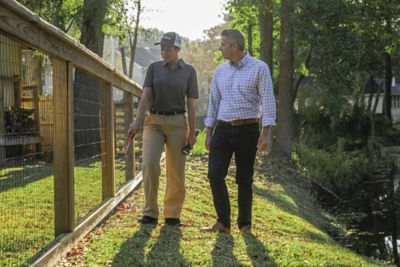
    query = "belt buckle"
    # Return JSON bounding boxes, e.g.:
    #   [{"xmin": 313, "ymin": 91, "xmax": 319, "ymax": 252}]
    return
[{"xmin": 231, "ymin": 120, "xmax": 241, "ymax": 126}]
